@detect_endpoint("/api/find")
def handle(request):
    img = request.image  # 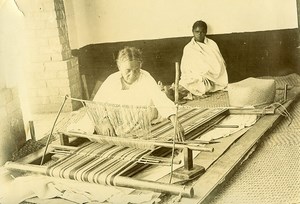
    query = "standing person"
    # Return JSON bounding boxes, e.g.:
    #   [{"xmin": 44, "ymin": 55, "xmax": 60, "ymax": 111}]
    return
[
  {"xmin": 93, "ymin": 46, "xmax": 185, "ymax": 141},
  {"xmin": 179, "ymin": 20, "xmax": 228, "ymax": 97}
]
